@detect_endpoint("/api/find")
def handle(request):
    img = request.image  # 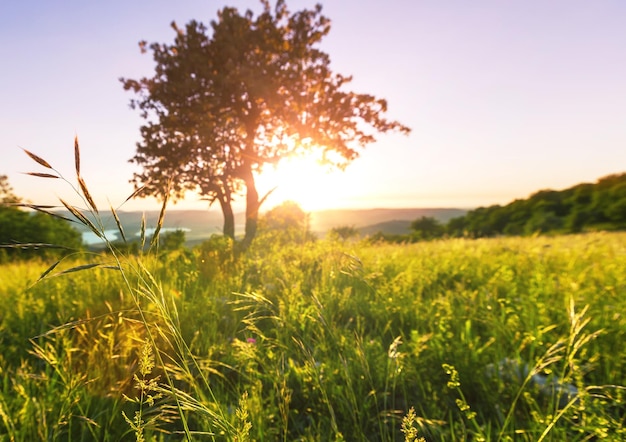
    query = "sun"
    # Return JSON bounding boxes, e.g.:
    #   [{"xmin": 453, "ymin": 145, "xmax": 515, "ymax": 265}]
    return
[{"xmin": 256, "ymin": 154, "xmax": 342, "ymax": 211}]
